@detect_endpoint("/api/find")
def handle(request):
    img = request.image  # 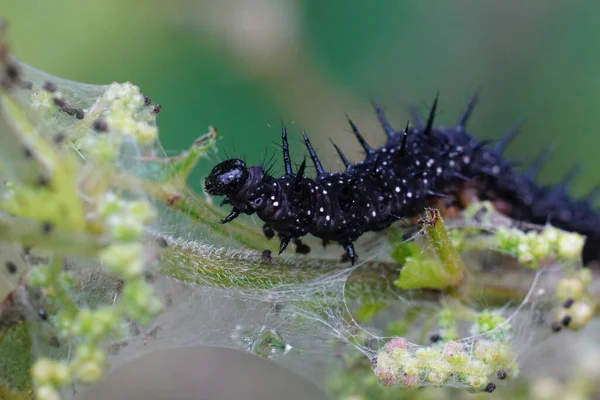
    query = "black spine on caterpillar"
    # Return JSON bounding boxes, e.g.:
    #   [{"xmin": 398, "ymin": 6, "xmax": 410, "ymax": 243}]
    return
[{"xmin": 205, "ymin": 93, "xmax": 600, "ymax": 266}]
